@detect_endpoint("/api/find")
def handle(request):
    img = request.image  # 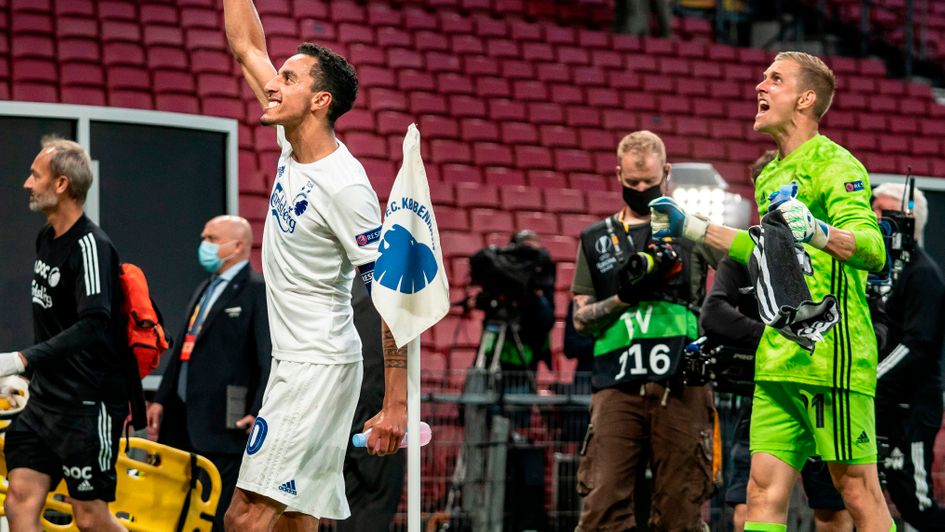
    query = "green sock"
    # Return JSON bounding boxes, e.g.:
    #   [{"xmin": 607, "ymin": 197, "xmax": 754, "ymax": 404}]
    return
[{"xmin": 744, "ymin": 522, "xmax": 787, "ymax": 532}]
